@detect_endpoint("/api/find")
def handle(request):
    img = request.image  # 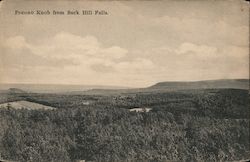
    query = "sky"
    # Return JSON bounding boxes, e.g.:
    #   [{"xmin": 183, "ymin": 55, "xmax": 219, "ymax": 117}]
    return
[{"xmin": 0, "ymin": 0, "xmax": 249, "ymax": 87}]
